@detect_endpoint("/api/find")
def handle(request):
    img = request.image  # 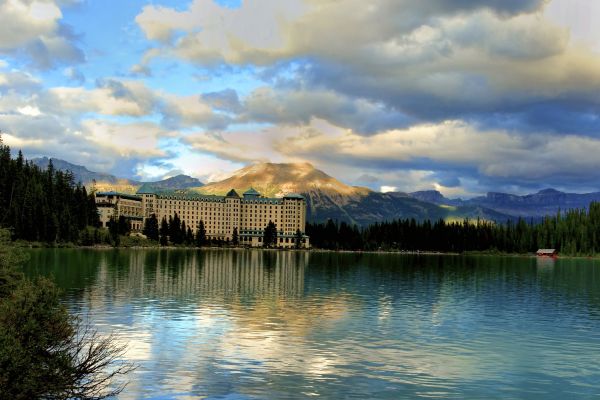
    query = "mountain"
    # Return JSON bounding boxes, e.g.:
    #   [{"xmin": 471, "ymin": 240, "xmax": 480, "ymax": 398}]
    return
[
  {"xmin": 138, "ymin": 174, "xmax": 203, "ymax": 192},
  {"xmin": 409, "ymin": 188, "xmax": 600, "ymax": 218},
  {"xmin": 466, "ymin": 188, "xmax": 600, "ymax": 217},
  {"xmin": 197, "ymin": 162, "xmax": 509, "ymax": 224},
  {"xmin": 198, "ymin": 162, "xmax": 369, "ymax": 197},
  {"xmin": 31, "ymin": 157, "xmax": 136, "ymax": 185},
  {"xmin": 410, "ymin": 190, "xmax": 458, "ymax": 205},
  {"xmin": 38, "ymin": 156, "xmax": 590, "ymax": 224},
  {"xmin": 31, "ymin": 157, "xmax": 203, "ymax": 194}
]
